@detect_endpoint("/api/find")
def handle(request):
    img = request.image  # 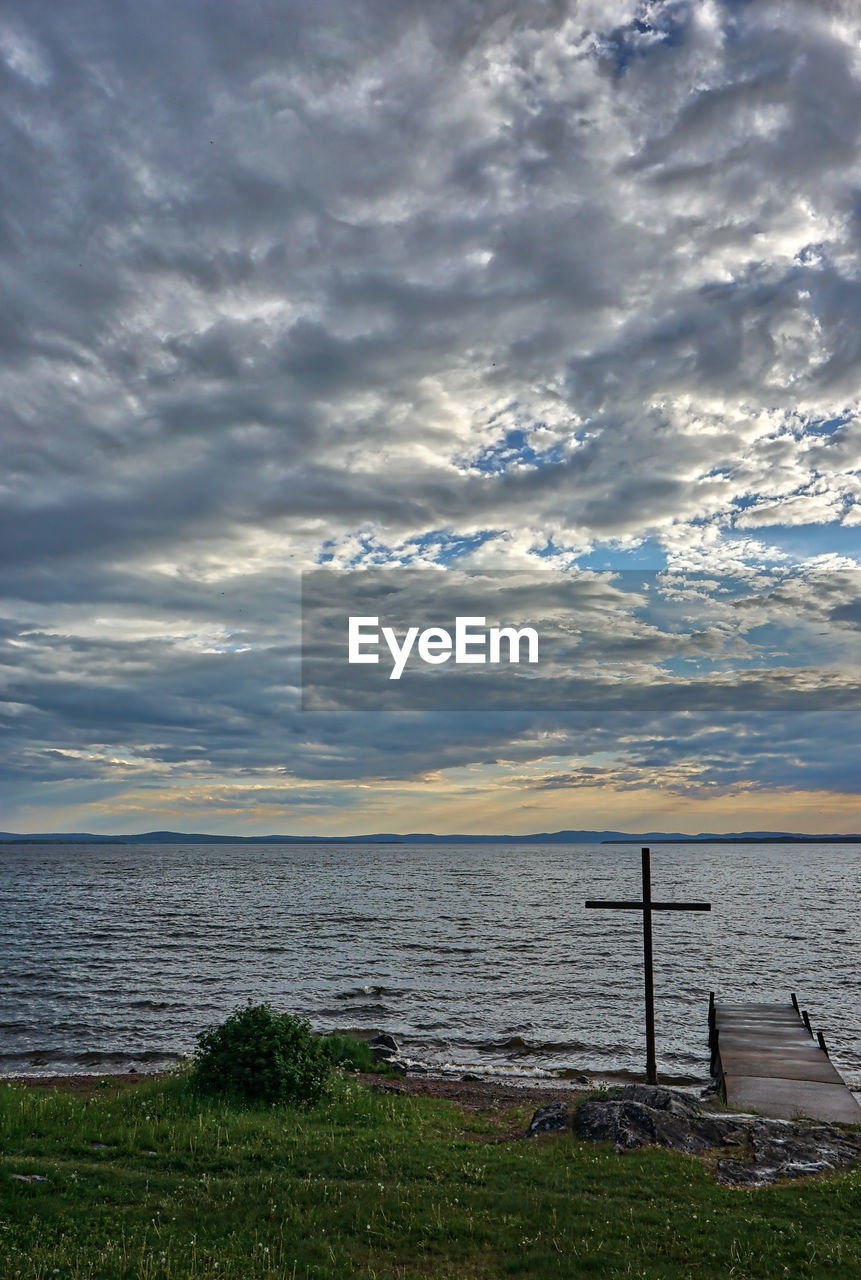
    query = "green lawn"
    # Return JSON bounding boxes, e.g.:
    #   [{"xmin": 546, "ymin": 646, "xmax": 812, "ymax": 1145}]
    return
[{"xmin": 1, "ymin": 1074, "xmax": 860, "ymax": 1278}]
